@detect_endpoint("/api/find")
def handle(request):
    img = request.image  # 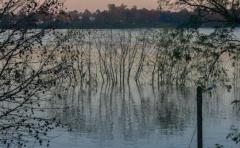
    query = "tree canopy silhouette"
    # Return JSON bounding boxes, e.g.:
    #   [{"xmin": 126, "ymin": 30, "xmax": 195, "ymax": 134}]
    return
[{"xmin": 0, "ymin": 0, "xmax": 73, "ymax": 147}]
